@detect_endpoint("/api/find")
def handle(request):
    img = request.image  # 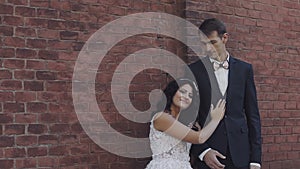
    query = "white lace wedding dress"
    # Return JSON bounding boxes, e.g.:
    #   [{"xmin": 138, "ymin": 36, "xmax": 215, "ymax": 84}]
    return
[{"xmin": 145, "ymin": 115, "xmax": 193, "ymax": 169}]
